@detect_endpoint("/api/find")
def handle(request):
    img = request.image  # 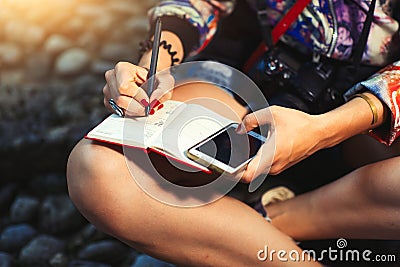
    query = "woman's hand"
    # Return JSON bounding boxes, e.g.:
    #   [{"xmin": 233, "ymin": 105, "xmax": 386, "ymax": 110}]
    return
[
  {"xmin": 103, "ymin": 61, "xmax": 175, "ymax": 116},
  {"xmin": 103, "ymin": 62, "xmax": 149, "ymax": 116},
  {"xmin": 237, "ymin": 106, "xmax": 324, "ymax": 183}
]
